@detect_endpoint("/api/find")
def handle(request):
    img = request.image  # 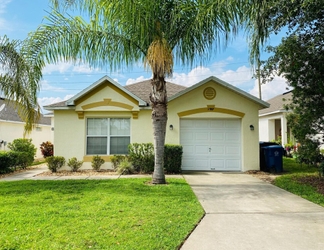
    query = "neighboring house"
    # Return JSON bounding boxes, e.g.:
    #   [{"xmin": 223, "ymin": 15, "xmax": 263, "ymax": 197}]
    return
[
  {"xmin": 0, "ymin": 98, "xmax": 53, "ymax": 159},
  {"xmin": 44, "ymin": 75, "xmax": 269, "ymax": 172},
  {"xmin": 259, "ymin": 91, "xmax": 293, "ymax": 147}
]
